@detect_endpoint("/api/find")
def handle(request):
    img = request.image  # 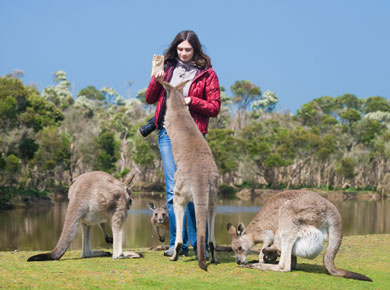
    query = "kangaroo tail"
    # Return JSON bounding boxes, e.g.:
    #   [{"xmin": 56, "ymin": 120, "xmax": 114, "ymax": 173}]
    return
[
  {"xmin": 194, "ymin": 189, "xmax": 208, "ymax": 271},
  {"xmin": 27, "ymin": 199, "xmax": 83, "ymax": 262},
  {"xmin": 323, "ymin": 205, "xmax": 372, "ymax": 282}
]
